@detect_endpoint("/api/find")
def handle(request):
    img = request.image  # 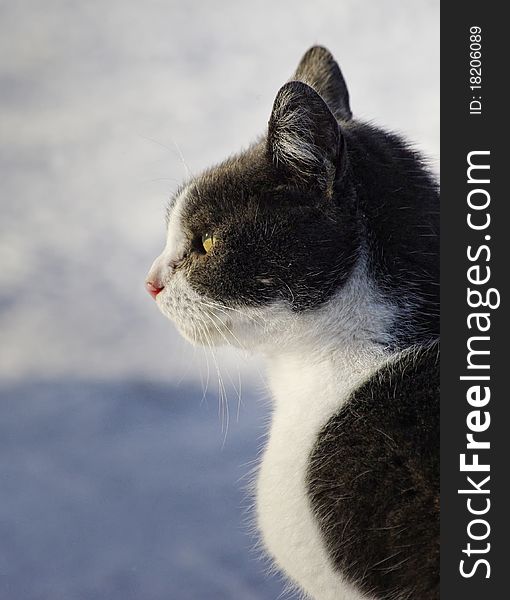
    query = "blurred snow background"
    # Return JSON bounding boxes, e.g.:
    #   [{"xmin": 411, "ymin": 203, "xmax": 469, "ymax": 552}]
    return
[{"xmin": 0, "ymin": 1, "xmax": 439, "ymax": 598}]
